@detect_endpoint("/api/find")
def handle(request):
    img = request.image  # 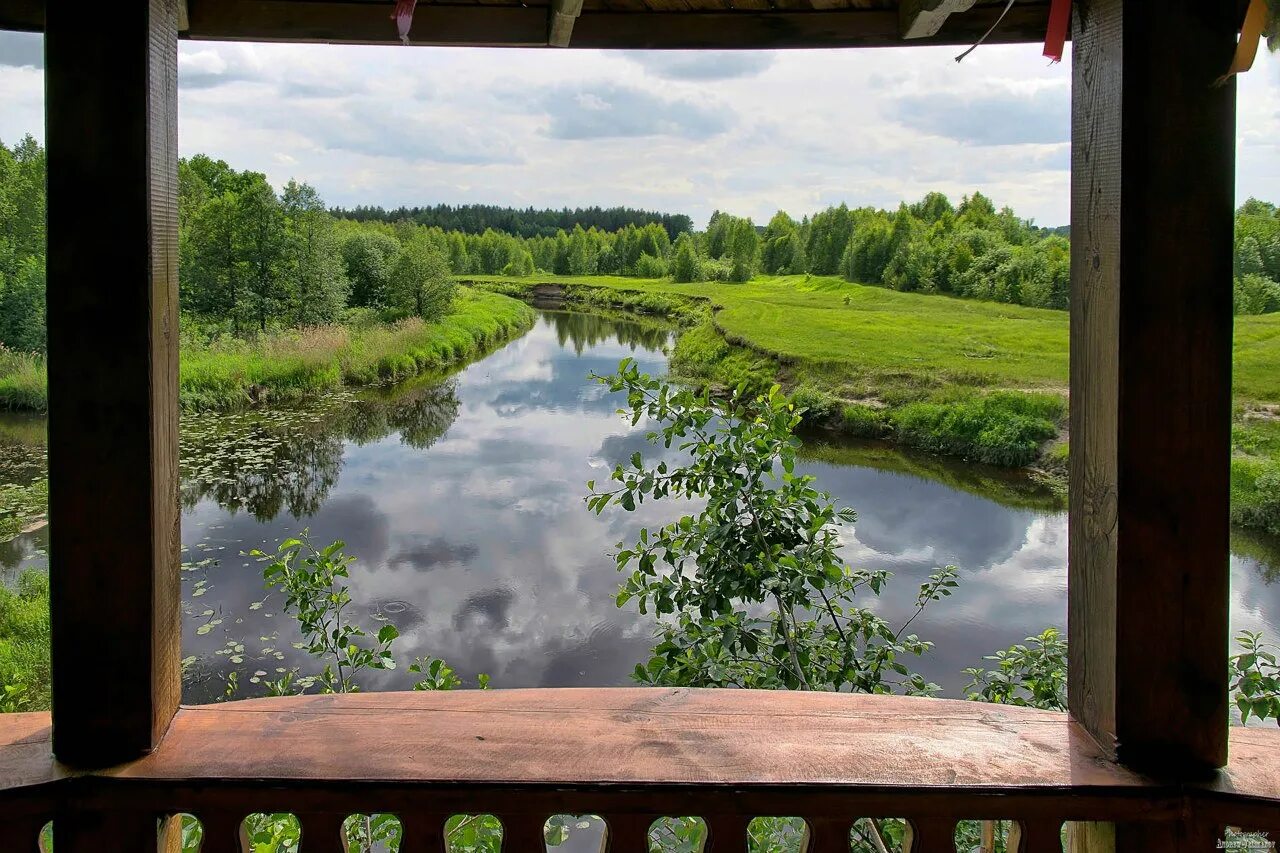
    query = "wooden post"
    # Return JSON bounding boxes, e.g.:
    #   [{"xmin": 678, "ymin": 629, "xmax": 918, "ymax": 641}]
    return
[
  {"xmin": 1069, "ymin": 0, "xmax": 1236, "ymax": 845},
  {"xmin": 46, "ymin": 0, "xmax": 182, "ymax": 769}
]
